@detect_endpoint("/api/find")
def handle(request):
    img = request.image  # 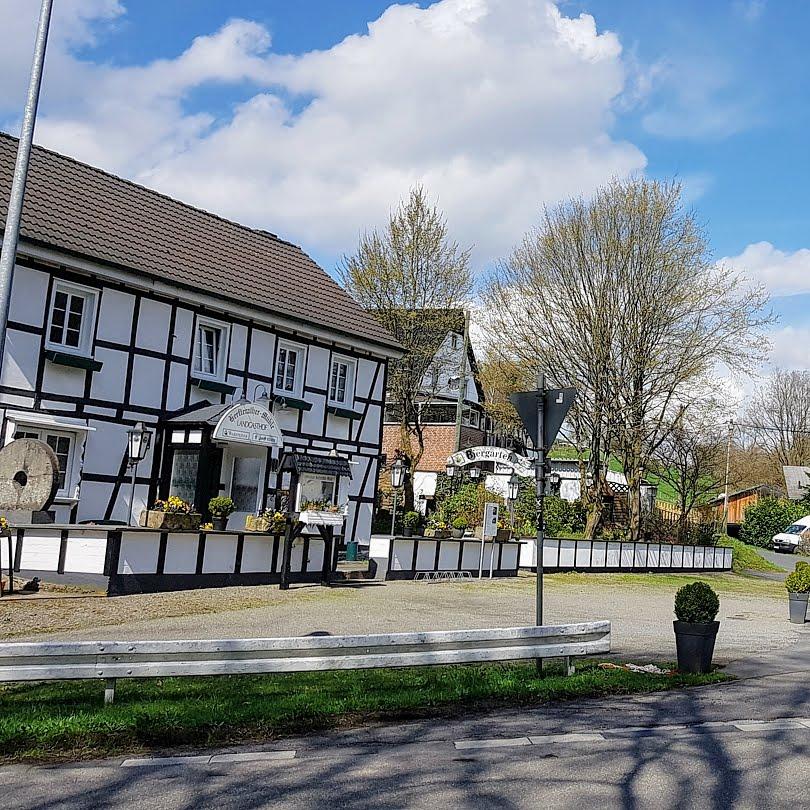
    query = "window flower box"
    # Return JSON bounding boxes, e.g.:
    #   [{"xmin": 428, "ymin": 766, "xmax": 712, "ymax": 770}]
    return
[
  {"xmin": 298, "ymin": 509, "xmax": 346, "ymax": 527},
  {"xmin": 139, "ymin": 510, "xmax": 201, "ymax": 531}
]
